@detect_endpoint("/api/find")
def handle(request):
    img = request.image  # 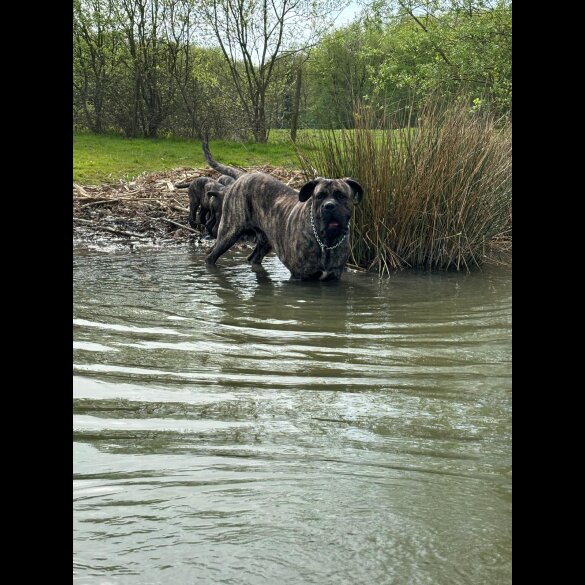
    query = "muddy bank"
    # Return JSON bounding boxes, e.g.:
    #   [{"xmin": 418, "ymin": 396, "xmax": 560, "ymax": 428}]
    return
[{"xmin": 73, "ymin": 165, "xmax": 307, "ymax": 248}]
